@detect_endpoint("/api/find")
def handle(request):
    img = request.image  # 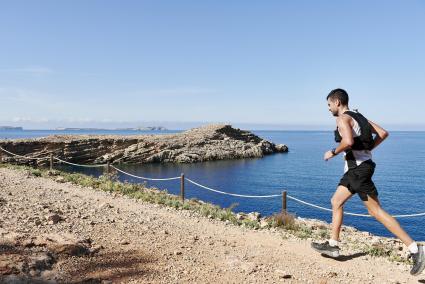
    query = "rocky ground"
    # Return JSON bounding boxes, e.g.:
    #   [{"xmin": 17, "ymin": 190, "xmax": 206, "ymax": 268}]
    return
[{"xmin": 0, "ymin": 167, "xmax": 423, "ymax": 284}]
